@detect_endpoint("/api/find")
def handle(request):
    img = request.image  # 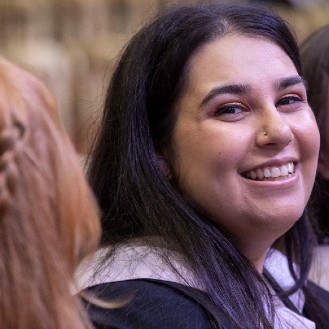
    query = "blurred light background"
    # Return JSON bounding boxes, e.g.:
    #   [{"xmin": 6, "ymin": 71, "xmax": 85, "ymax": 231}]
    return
[{"xmin": 1, "ymin": 0, "xmax": 328, "ymax": 153}]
